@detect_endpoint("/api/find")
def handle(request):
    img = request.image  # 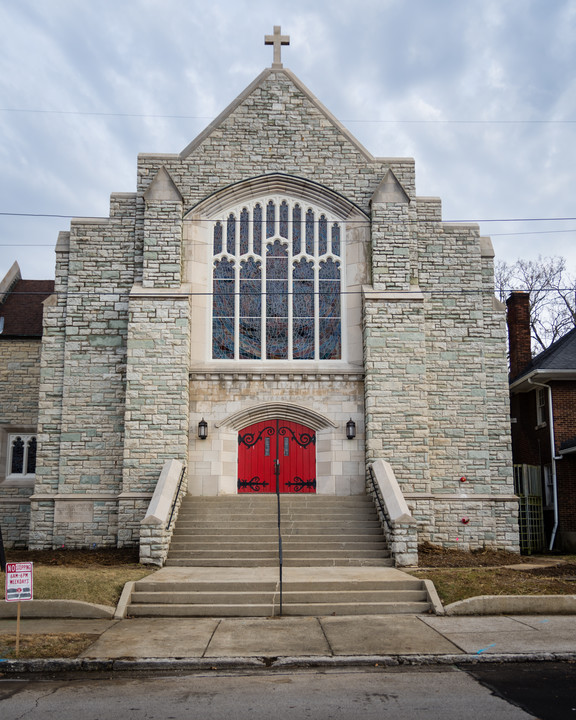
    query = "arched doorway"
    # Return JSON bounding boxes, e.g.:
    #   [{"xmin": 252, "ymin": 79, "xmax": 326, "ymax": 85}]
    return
[{"xmin": 238, "ymin": 419, "xmax": 316, "ymax": 493}]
